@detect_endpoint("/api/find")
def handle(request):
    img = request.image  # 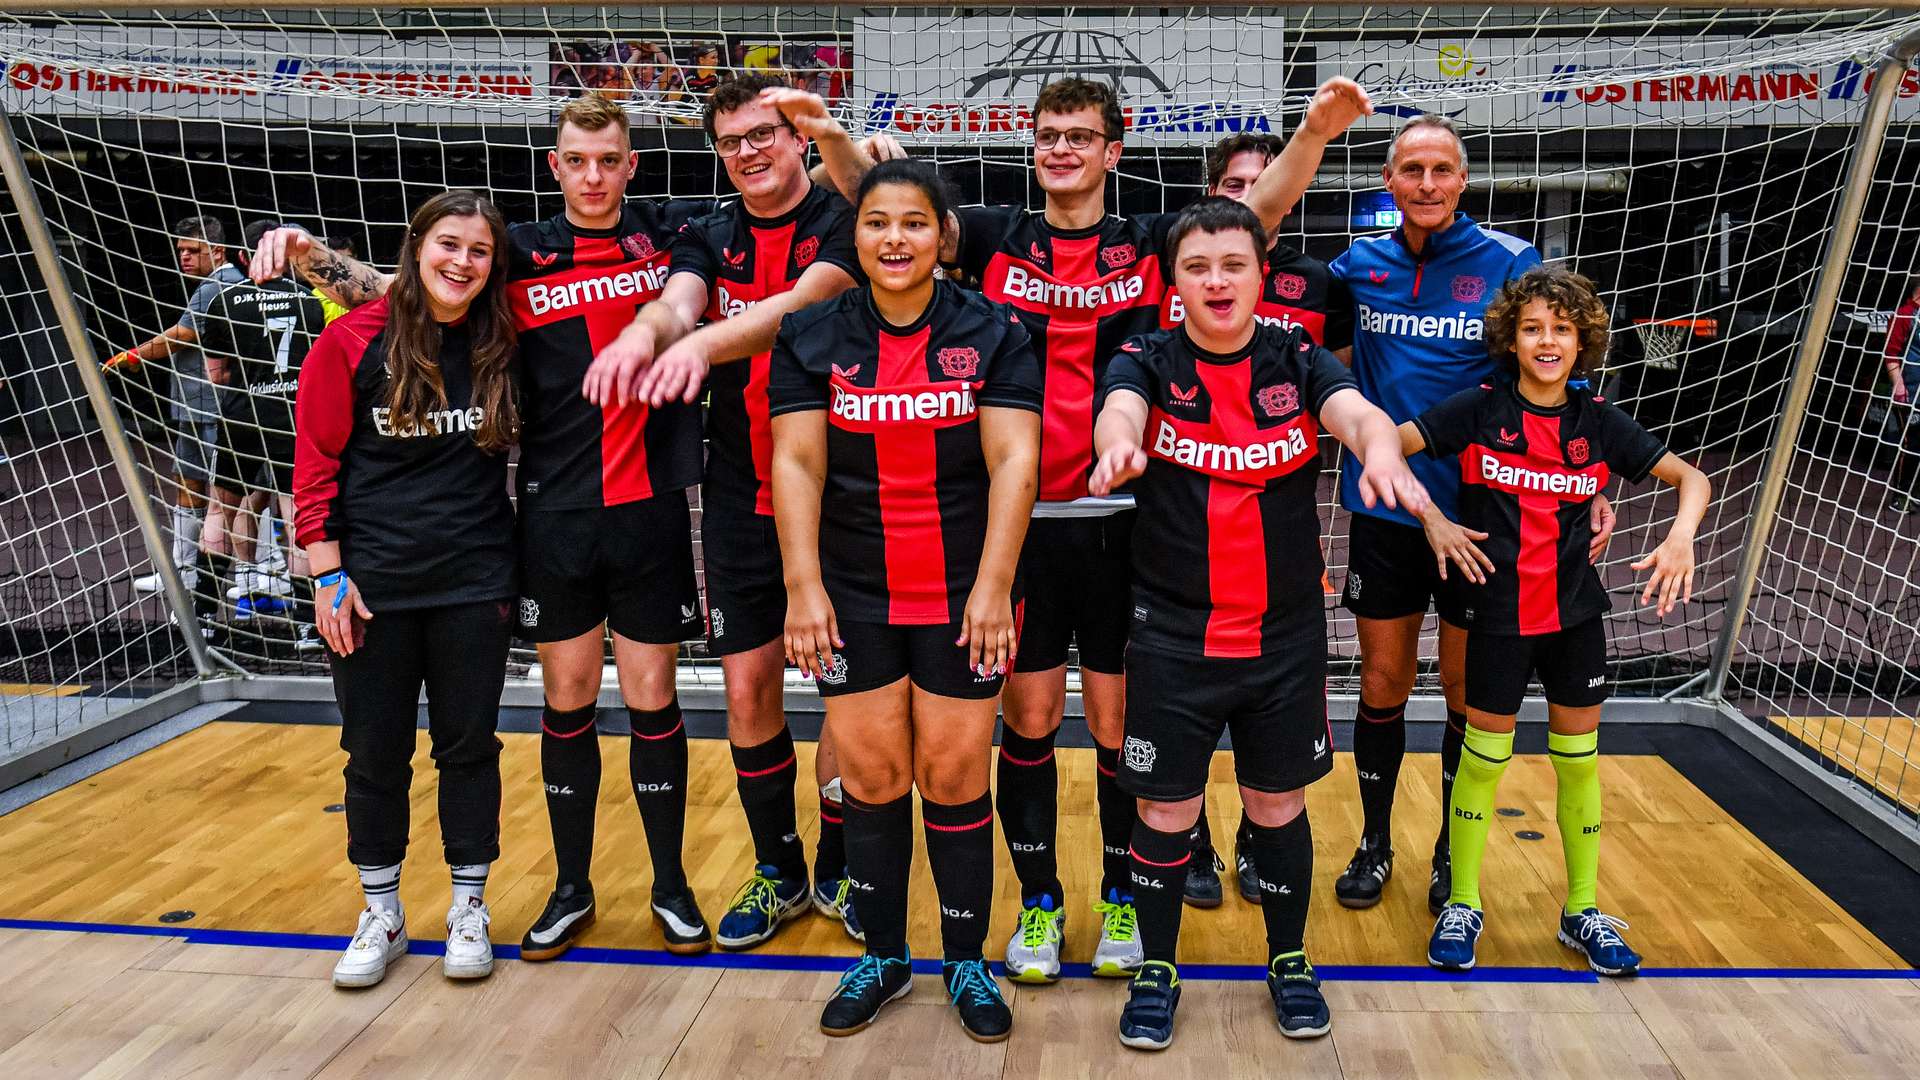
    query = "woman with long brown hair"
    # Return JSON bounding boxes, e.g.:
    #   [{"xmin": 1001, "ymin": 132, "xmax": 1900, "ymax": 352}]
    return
[{"xmin": 292, "ymin": 189, "xmax": 521, "ymax": 989}]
